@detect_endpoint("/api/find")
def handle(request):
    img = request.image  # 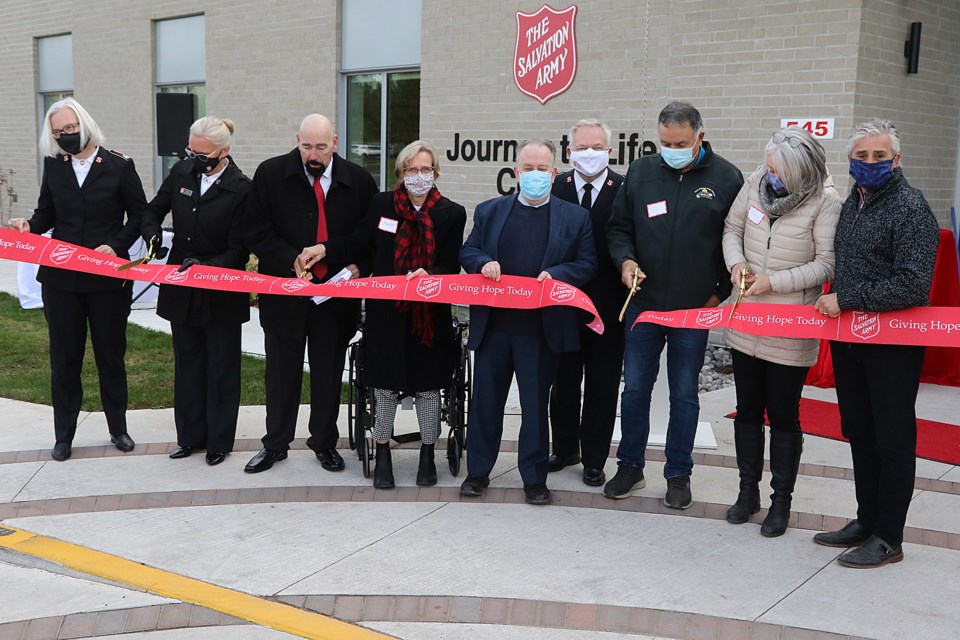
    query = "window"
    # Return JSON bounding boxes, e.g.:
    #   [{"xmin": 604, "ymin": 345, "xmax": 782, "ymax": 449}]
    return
[
  {"xmin": 154, "ymin": 15, "xmax": 205, "ymax": 183},
  {"xmin": 340, "ymin": 0, "xmax": 421, "ymax": 187},
  {"xmin": 37, "ymin": 34, "xmax": 73, "ymax": 170}
]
